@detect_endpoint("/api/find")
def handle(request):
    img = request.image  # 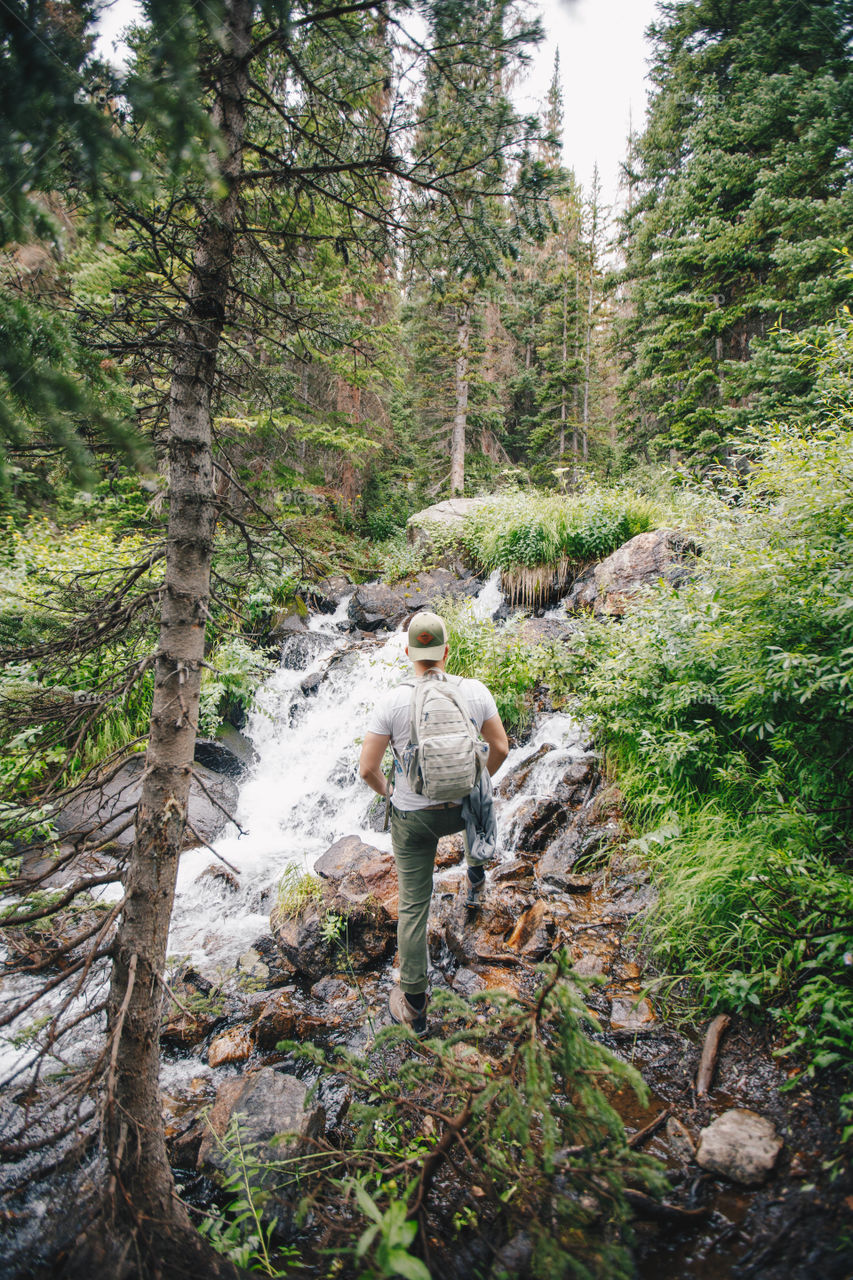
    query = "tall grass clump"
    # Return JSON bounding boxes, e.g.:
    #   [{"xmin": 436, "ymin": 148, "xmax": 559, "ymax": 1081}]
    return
[
  {"xmin": 460, "ymin": 489, "xmax": 665, "ymax": 608},
  {"xmin": 577, "ymin": 412, "xmax": 853, "ymax": 1125},
  {"xmin": 463, "ymin": 488, "xmax": 664, "ymax": 570}
]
